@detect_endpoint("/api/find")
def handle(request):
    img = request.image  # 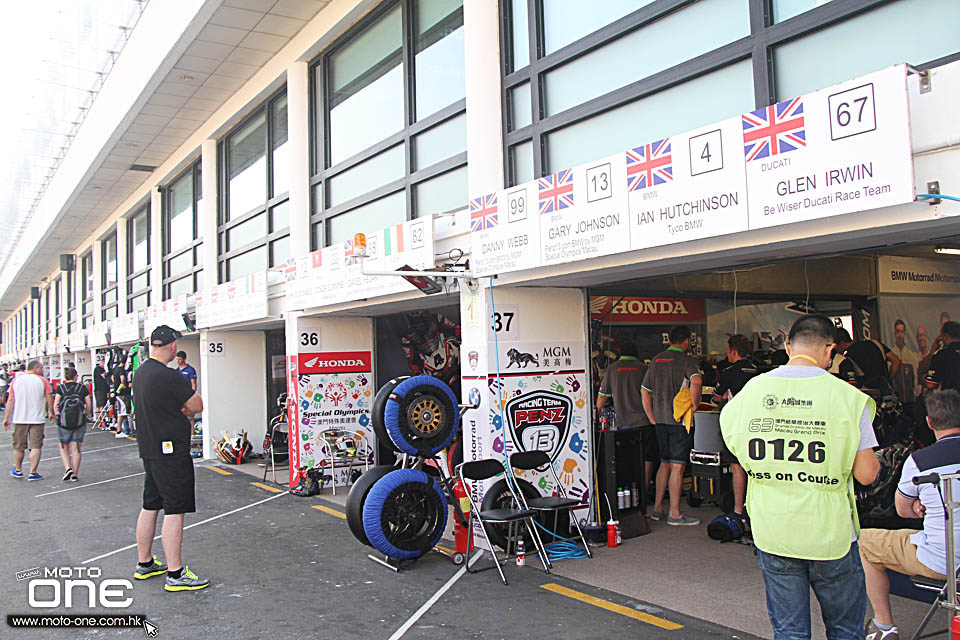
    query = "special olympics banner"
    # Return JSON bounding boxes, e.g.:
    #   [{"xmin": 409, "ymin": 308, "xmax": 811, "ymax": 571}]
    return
[{"xmin": 294, "ymin": 351, "xmax": 374, "ymax": 487}]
